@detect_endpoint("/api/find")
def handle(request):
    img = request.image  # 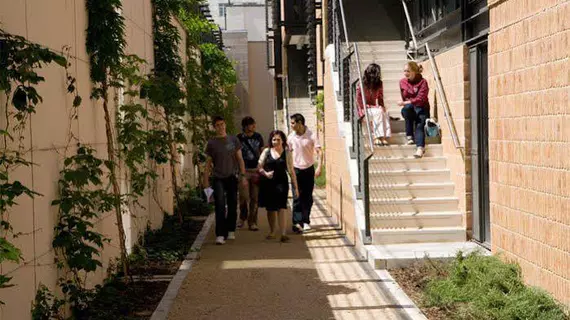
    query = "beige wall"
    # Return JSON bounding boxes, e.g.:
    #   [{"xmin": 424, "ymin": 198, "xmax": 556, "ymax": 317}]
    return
[
  {"xmin": 323, "ymin": 55, "xmax": 361, "ymax": 246},
  {"xmin": 487, "ymin": 0, "xmax": 570, "ymax": 305},
  {"xmin": 421, "ymin": 46, "xmax": 472, "ymax": 235},
  {"xmin": 247, "ymin": 42, "xmax": 276, "ymax": 140},
  {"xmin": 0, "ymin": 1, "xmax": 188, "ymax": 318}
]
